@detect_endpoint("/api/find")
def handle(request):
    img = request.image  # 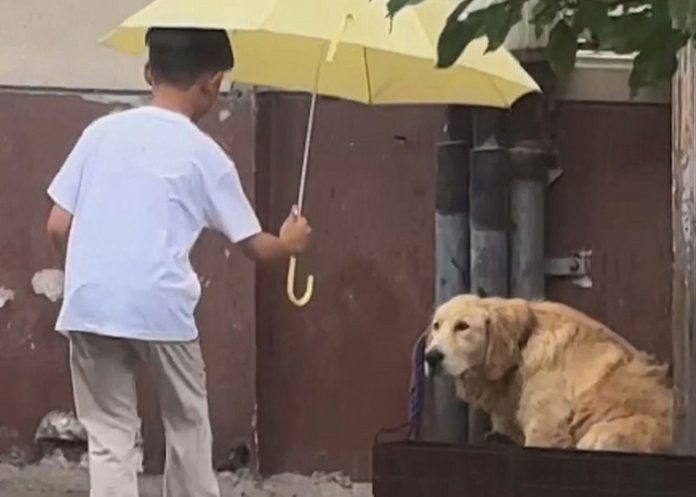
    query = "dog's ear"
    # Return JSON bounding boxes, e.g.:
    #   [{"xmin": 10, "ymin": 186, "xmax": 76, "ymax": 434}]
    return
[
  {"xmin": 482, "ymin": 302, "xmax": 534, "ymax": 380},
  {"xmin": 476, "ymin": 286, "xmax": 489, "ymax": 298},
  {"xmin": 483, "ymin": 316, "xmax": 518, "ymax": 381}
]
